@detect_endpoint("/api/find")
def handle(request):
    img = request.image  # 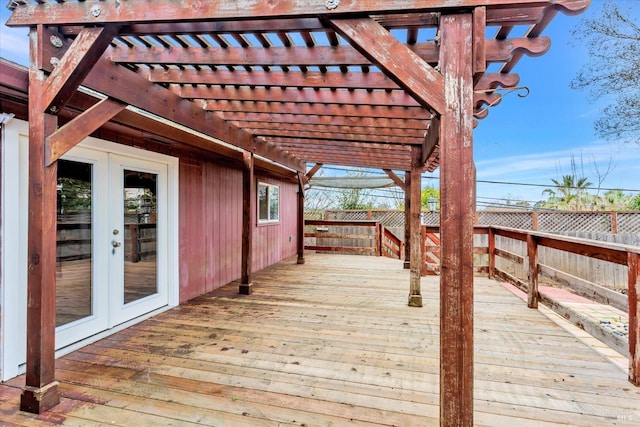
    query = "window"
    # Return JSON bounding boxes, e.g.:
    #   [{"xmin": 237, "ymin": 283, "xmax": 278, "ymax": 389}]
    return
[{"xmin": 258, "ymin": 182, "xmax": 279, "ymax": 223}]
